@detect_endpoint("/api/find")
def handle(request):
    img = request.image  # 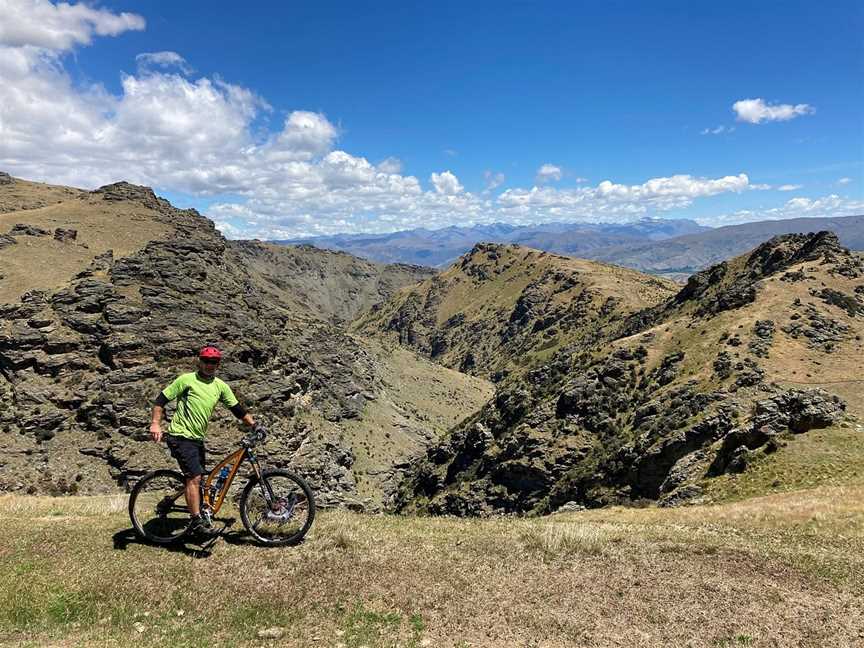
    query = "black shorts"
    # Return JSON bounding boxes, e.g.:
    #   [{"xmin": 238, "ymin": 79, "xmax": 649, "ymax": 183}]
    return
[{"xmin": 166, "ymin": 434, "xmax": 206, "ymax": 477}]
